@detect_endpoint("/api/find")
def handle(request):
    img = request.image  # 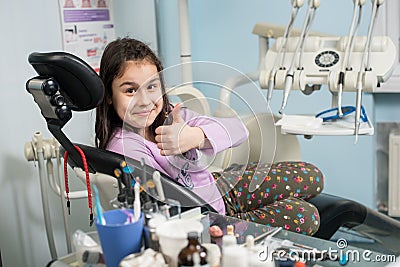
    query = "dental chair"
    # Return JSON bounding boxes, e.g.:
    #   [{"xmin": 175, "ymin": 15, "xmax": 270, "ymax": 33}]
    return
[
  {"xmin": 25, "ymin": 51, "xmax": 216, "ymax": 215},
  {"xmin": 26, "ymin": 51, "xmax": 400, "ymax": 254}
]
